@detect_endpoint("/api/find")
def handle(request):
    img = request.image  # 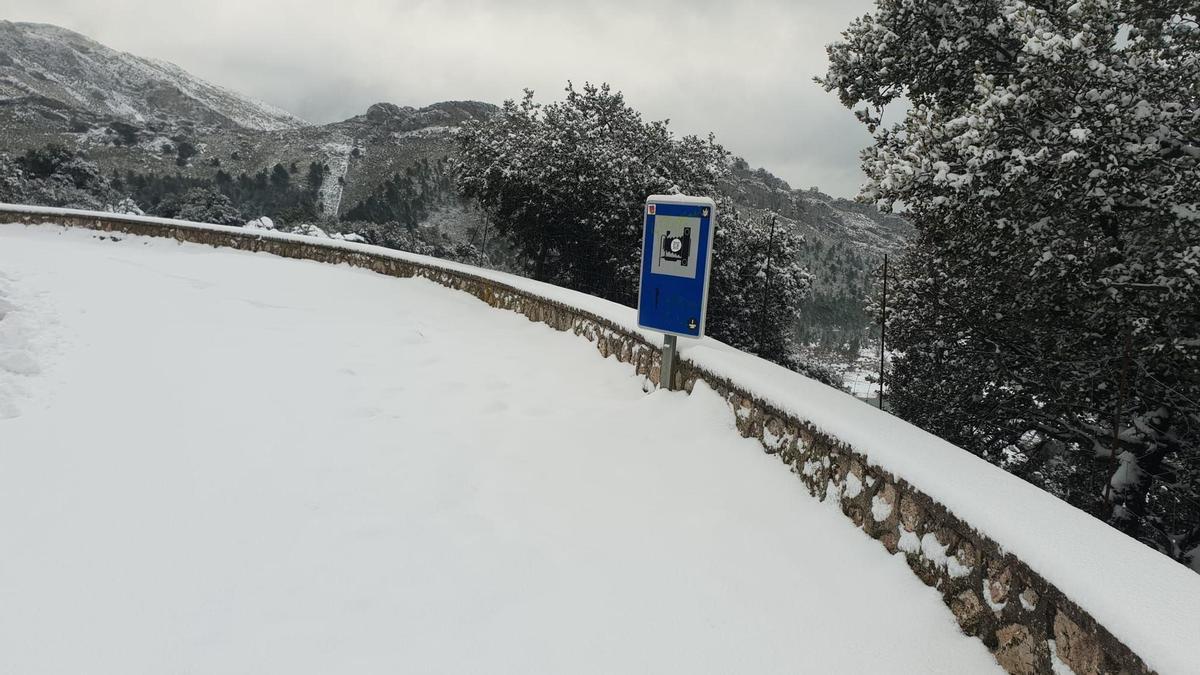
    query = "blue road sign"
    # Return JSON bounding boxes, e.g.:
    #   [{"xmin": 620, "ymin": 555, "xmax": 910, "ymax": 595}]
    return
[{"xmin": 637, "ymin": 195, "xmax": 716, "ymax": 338}]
